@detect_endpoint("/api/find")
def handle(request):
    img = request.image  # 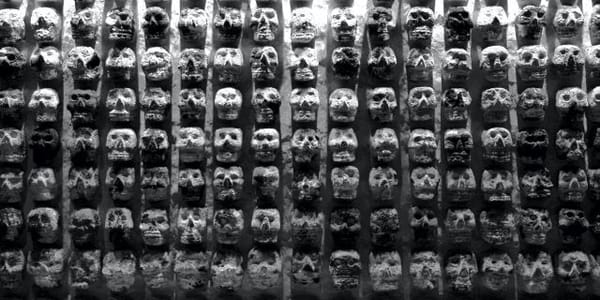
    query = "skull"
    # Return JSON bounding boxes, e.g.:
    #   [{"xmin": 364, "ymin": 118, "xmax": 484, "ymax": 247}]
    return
[
  {"xmin": 328, "ymin": 128, "xmax": 357, "ymax": 163},
  {"xmin": 589, "ymin": 86, "xmax": 600, "ymax": 122},
  {"xmin": 557, "ymin": 251, "xmax": 591, "ymax": 292},
  {"xmin": 27, "ymin": 249, "xmax": 64, "ymax": 288},
  {"xmin": 592, "ymin": 5, "xmax": 600, "ymax": 45},
  {"xmin": 442, "ymin": 48, "xmax": 471, "ymax": 82},
  {"xmin": 559, "ymin": 208, "xmax": 589, "ymax": 244},
  {"xmin": 140, "ymin": 251, "xmax": 172, "ymax": 290},
  {"xmin": 250, "ymin": 7, "xmax": 278, "ymax": 43},
  {"xmin": 330, "ymin": 250, "xmax": 361, "ymax": 289},
  {"xmin": 408, "ymin": 129, "xmax": 436, "ymax": 164},
  {"xmin": 331, "ymin": 47, "xmax": 360, "ymax": 80},
  {"xmin": 371, "ymin": 208, "xmax": 400, "ymax": 247},
  {"xmin": 105, "ymin": 7, "xmax": 134, "ymax": 41},
  {"xmin": 556, "ymin": 87, "xmax": 588, "ymax": 122},
  {"xmin": 289, "ymin": 47, "xmax": 318, "ymax": 82},
  {"xmin": 552, "ymin": 45, "xmax": 584, "ymax": 77},
  {"xmin": 410, "ymin": 251, "xmax": 441, "ymax": 290},
  {"xmin": 481, "ymin": 169, "xmax": 513, "ymax": 202},
  {"xmin": 247, "ymin": 248, "xmax": 281, "ymax": 289},
  {"xmin": 140, "ymin": 209, "xmax": 169, "ymax": 246},
  {"xmin": 558, "ymin": 167, "xmax": 588, "ymax": 202},
  {"xmin": 367, "ymin": 6, "xmax": 395, "ymax": 43},
  {"xmin": 251, "ymin": 46, "xmax": 278, "ymax": 81},
  {"xmin": 290, "ymin": 87, "xmax": 319, "ymax": 123},
  {"xmin": 105, "ymin": 47, "xmax": 136, "ymax": 80},
  {"xmin": 0, "ymin": 250, "xmax": 24, "ymax": 289},
  {"xmin": 179, "ymin": 48, "xmax": 207, "ymax": 82},
  {"xmin": 66, "ymin": 46, "xmax": 101, "ymax": 81},
  {"xmin": 211, "ymin": 250, "xmax": 243, "ymax": 290},
  {"xmin": 177, "ymin": 207, "xmax": 206, "ymax": 245},
  {"xmin": 291, "ymin": 128, "xmax": 320, "ymax": 163},
  {"xmin": 142, "ymin": 6, "xmax": 169, "ymax": 40},
  {"xmin": 518, "ymin": 207, "xmax": 551, "ymax": 245},
  {"xmin": 0, "ymin": 128, "xmax": 23, "ymax": 164},
  {"xmin": 28, "ymin": 168, "xmax": 56, "ymax": 201},
  {"xmin": 141, "ymin": 47, "xmax": 172, "ymax": 81},
  {"xmin": 555, "ymin": 129, "xmax": 586, "ymax": 161},
  {"xmin": 329, "ymin": 88, "xmax": 358, "ymax": 122},
  {"xmin": 215, "ymin": 88, "xmax": 242, "ymax": 121},
  {"xmin": 141, "ymin": 87, "xmax": 170, "ymax": 122},
  {"xmin": 252, "ymin": 166, "xmax": 279, "ymax": 199},
  {"xmin": 29, "ymin": 88, "xmax": 59, "ymax": 122},
  {"xmin": 106, "ymin": 167, "xmax": 135, "ymax": 201},
  {"xmin": 371, "ymin": 128, "xmax": 399, "ymax": 163},
  {"xmin": 178, "ymin": 8, "xmax": 208, "ymax": 41},
  {"xmin": 106, "ymin": 88, "xmax": 136, "ymax": 122},
  {"xmin": 369, "ymin": 251, "xmax": 402, "ymax": 292},
  {"xmin": 292, "ymin": 172, "xmax": 321, "ymax": 202},
  {"xmin": 476, "ymin": 6, "xmax": 508, "ymax": 43},
  {"xmin": 178, "ymin": 168, "xmax": 204, "ymax": 202},
  {"xmin": 517, "ymin": 45, "xmax": 548, "ymax": 82},
  {"xmin": 446, "ymin": 168, "xmax": 476, "ymax": 202},
  {"xmin": 406, "ymin": 7, "xmax": 434, "ymax": 47},
  {"xmin": 445, "ymin": 208, "xmax": 476, "ymax": 243},
  {"xmin": 480, "ymin": 210, "xmax": 516, "ymax": 245},
  {"xmin": 252, "ymin": 87, "xmax": 280, "ymax": 124},
  {"xmin": 71, "ymin": 8, "xmax": 97, "ymax": 43},
  {"xmin": 251, "ymin": 208, "xmax": 280, "ymax": 243},
  {"xmin": 518, "ymin": 88, "xmax": 547, "ymax": 122},
  {"xmin": 29, "ymin": 127, "xmax": 59, "ymax": 164},
  {"xmin": 291, "ymin": 7, "xmax": 316, "ymax": 43},
  {"xmin": 331, "ymin": 7, "xmax": 356, "ymax": 43},
  {"xmin": 31, "ymin": 7, "xmax": 61, "ymax": 42},
  {"xmin": 367, "ymin": 87, "xmax": 396, "ymax": 122},
  {"xmin": 442, "ymin": 88, "xmax": 471, "ymax": 123},
  {"xmin": 516, "ymin": 129, "xmax": 548, "ymax": 165},
  {"xmin": 0, "ymin": 46, "xmax": 24, "ymax": 81},
  {"xmin": 553, "ymin": 6, "xmax": 584, "ymax": 44},
  {"xmin": 482, "ymin": 127, "xmax": 513, "ymax": 163},
  {"xmin": 408, "ymin": 86, "xmax": 437, "ymax": 122},
  {"xmin": 367, "ymin": 47, "xmax": 398, "ymax": 80},
  {"xmin": 105, "ymin": 207, "xmax": 133, "ymax": 245},
  {"xmin": 410, "ymin": 166, "xmax": 440, "ymax": 201},
  {"xmin": 174, "ymin": 250, "xmax": 210, "ymax": 290},
  {"xmin": 589, "ymin": 169, "xmax": 600, "ymax": 202},
  {"xmin": 214, "ymin": 7, "xmax": 242, "ymax": 43},
  {"xmin": 30, "ymin": 46, "xmax": 61, "ymax": 82},
  {"xmin": 481, "ymin": 252, "xmax": 513, "ymax": 291},
  {"xmin": 369, "ymin": 166, "xmax": 398, "ymax": 201},
  {"xmin": 410, "ymin": 206, "xmax": 438, "ymax": 243},
  {"xmin": 213, "ymin": 166, "xmax": 244, "ymax": 202},
  {"xmin": 331, "ymin": 208, "xmax": 361, "ymax": 244},
  {"xmin": 214, "ymin": 127, "xmax": 242, "ymax": 163},
  {"xmin": 251, "ymin": 129, "xmax": 279, "ymax": 163},
  {"xmin": 405, "ymin": 47, "xmax": 432, "ymax": 82},
  {"xmin": 0, "ymin": 207, "xmax": 21, "ymax": 242},
  {"xmin": 0, "ymin": 9, "xmax": 25, "ymax": 44},
  {"xmin": 178, "ymin": 88, "xmax": 206, "ymax": 121},
  {"xmin": 0, "ymin": 89, "xmax": 24, "ymax": 120},
  {"xmin": 445, "ymin": 252, "xmax": 478, "ymax": 293},
  {"xmin": 517, "ymin": 251, "xmax": 554, "ymax": 294},
  {"xmin": 520, "ymin": 168, "xmax": 553, "ymax": 200},
  {"xmin": 445, "ymin": 7, "xmax": 473, "ymax": 48},
  {"xmin": 291, "ymin": 209, "xmax": 322, "ymax": 247},
  {"xmin": 329, "ymin": 165, "xmax": 359, "ymax": 200},
  {"xmin": 516, "ymin": 6, "xmax": 546, "ymax": 44},
  {"xmin": 140, "ymin": 128, "xmax": 169, "ymax": 163},
  {"xmin": 141, "ymin": 167, "xmax": 169, "ymax": 202},
  {"xmin": 0, "ymin": 168, "xmax": 22, "ymax": 203},
  {"xmin": 67, "ymin": 89, "xmax": 98, "ymax": 125},
  {"xmin": 27, "ymin": 207, "xmax": 59, "ymax": 244},
  {"xmin": 292, "ymin": 250, "xmax": 320, "ymax": 285},
  {"xmin": 176, "ymin": 127, "xmax": 205, "ymax": 163},
  {"xmin": 101, "ymin": 251, "xmax": 136, "ymax": 292},
  {"xmin": 213, "ymin": 209, "xmax": 244, "ymax": 245},
  {"xmin": 214, "ymin": 47, "xmax": 243, "ymax": 83},
  {"xmin": 444, "ymin": 128, "xmax": 473, "ymax": 166},
  {"xmin": 67, "ymin": 167, "xmax": 99, "ymax": 202},
  {"xmin": 68, "ymin": 208, "xmax": 99, "ymax": 247},
  {"xmin": 480, "ymin": 46, "xmax": 510, "ymax": 82}
]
